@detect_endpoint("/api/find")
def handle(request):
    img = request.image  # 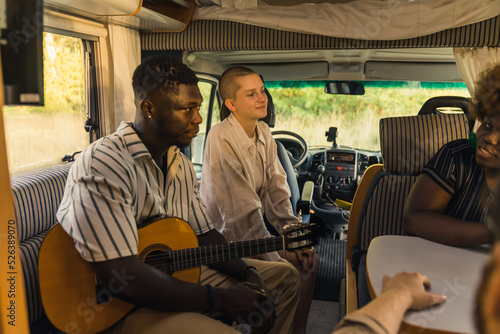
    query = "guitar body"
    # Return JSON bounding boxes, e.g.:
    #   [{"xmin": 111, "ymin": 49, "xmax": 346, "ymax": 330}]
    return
[
  {"xmin": 39, "ymin": 217, "xmax": 318, "ymax": 334},
  {"xmin": 38, "ymin": 218, "xmax": 200, "ymax": 334}
]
